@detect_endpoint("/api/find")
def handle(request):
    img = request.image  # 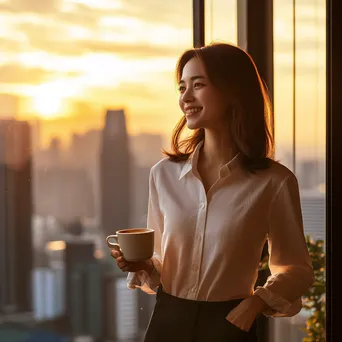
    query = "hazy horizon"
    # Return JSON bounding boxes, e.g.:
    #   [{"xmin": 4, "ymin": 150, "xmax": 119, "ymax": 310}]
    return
[{"xmin": 0, "ymin": 0, "xmax": 326, "ymax": 157}]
